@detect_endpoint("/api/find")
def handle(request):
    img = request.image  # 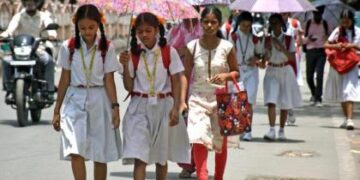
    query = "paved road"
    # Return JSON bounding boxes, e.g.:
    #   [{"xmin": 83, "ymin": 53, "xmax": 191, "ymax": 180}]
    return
[{"xmin": 0, "ymin": 61, "xmax": 359, "ymax": 180}]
